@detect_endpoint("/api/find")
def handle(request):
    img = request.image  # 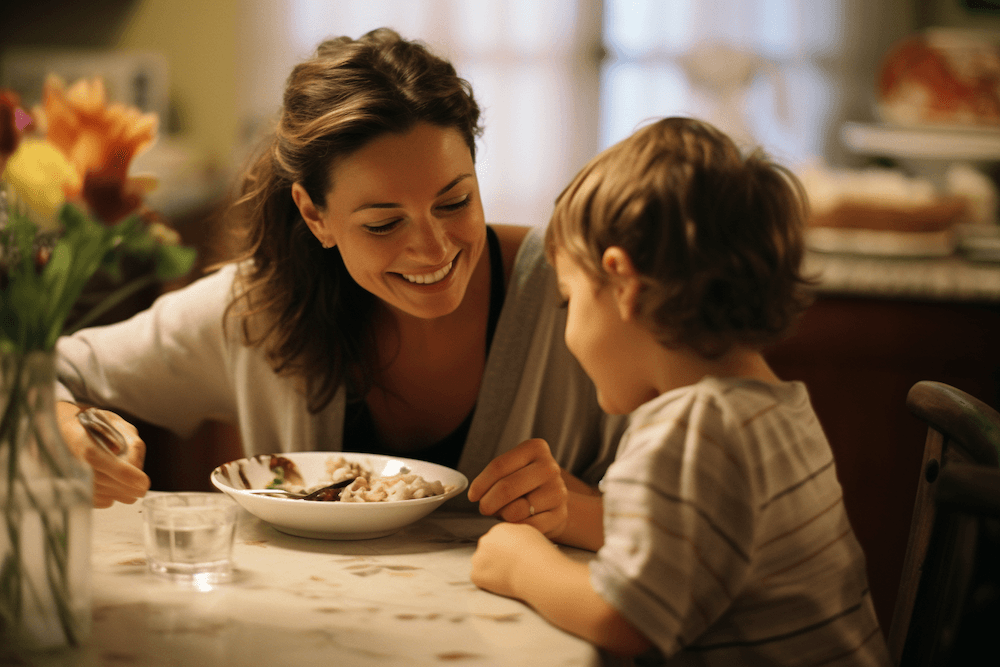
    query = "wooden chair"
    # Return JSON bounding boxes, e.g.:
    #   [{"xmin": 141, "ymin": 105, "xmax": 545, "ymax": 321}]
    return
[{"xmin": 886, "ymin": 381, "xmax": 1000, "ymax": 666}]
